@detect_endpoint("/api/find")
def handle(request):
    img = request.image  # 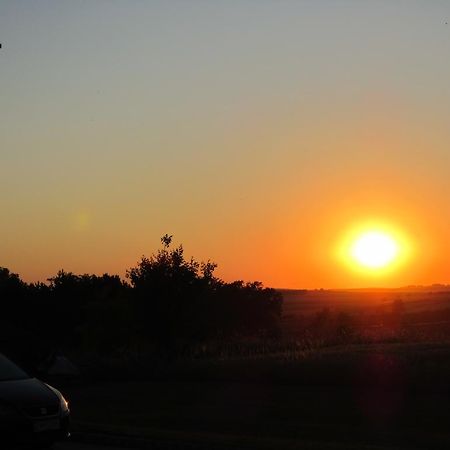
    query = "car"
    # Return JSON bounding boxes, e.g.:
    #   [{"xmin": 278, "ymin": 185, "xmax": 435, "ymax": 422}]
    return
[{"xmin": 0, "ymin": 352, "xmax": 70, "ymax": 448}]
